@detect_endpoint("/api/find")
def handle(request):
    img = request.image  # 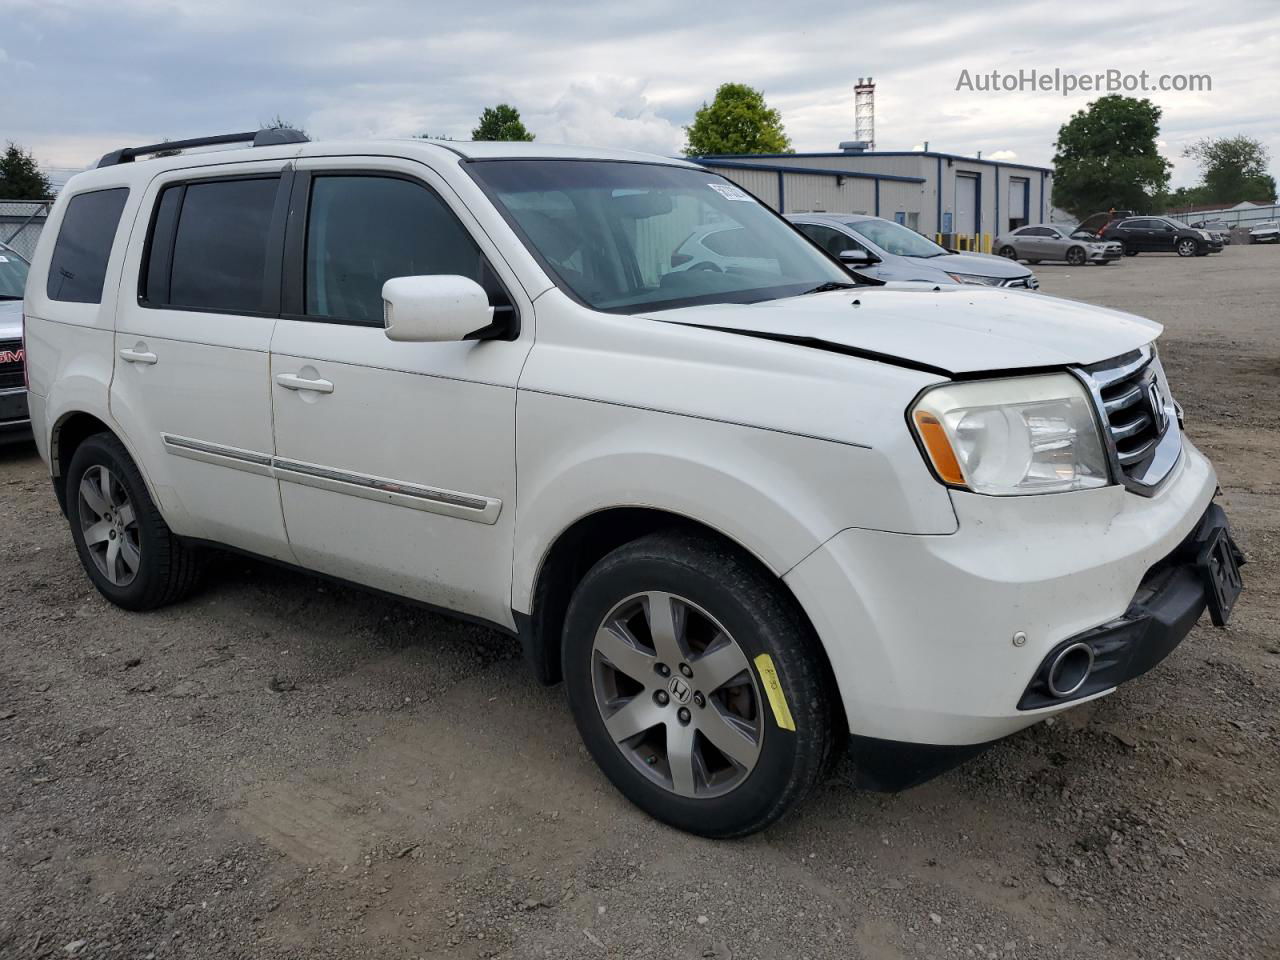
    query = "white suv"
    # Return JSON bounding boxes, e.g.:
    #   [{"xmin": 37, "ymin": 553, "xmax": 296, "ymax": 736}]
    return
[{"xmin": 22, "ymin": 130, "xmax": 1243, "ymax": 837}]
